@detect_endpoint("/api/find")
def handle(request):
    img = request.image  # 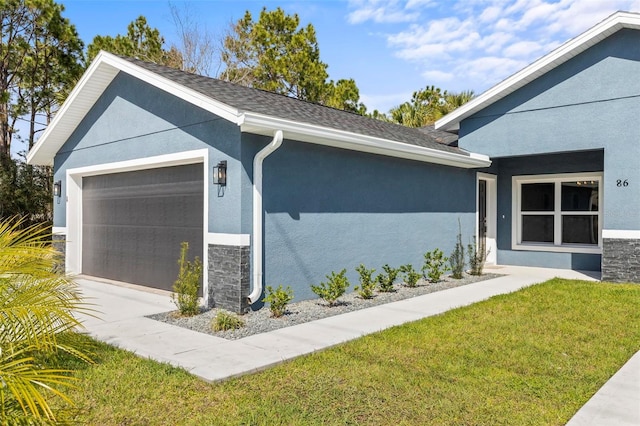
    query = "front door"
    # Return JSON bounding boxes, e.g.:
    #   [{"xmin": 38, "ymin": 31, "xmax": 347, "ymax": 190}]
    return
[{"xmin": 477, "ymin": 173, "xmax": 497, "ymax": 265}]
